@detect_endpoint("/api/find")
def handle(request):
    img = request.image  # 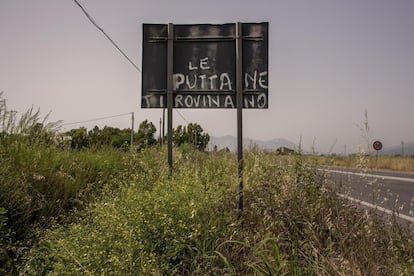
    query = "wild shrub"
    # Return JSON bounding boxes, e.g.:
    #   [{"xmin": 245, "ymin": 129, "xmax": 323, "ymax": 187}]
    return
[
  {"xmin": 0, "ymin": 207, "xmax": 16, "ymax": 274},
  {"xmin": 217, "ymin": 153, "xmax": 414, "ymax": 275},
  {"xmin": 23, "ymin": 149, "xmax": 235, "ymax": 275},
  {"xmin": 0, "ymin": 94, "xmax": 135, "ymax": 271},
  {"xmin": 21, "ymin": 150, "xmax": 414, "ymax": 275}
]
